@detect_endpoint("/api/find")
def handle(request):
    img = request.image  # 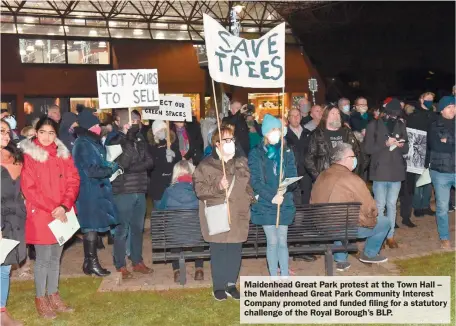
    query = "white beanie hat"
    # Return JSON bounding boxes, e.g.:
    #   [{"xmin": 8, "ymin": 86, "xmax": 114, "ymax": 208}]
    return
[{"xmin": 152, "ymin": 120, "xmax": 166, "ymax": 134}]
